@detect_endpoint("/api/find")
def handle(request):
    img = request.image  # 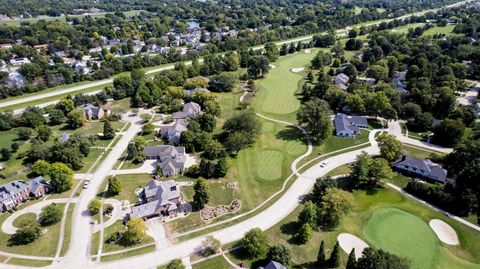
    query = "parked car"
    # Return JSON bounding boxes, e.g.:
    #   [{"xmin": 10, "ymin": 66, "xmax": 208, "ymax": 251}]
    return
[{"xmin": 320, "ymin": 161, "xmax": 329, "ymax": 167}]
